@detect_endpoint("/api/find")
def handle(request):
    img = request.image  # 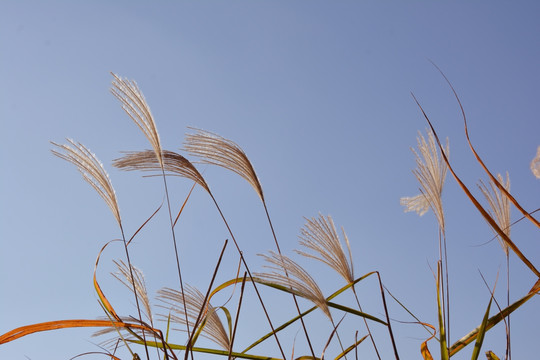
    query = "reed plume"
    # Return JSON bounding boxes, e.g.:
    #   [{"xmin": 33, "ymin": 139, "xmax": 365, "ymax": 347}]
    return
[
  {"xmin": 478, "ymin": 173, "xmax": 511, "ymax": 254},
  {"xmin": 111, "ymin": 74, "xmax": 191, "ymax": 359},
  {"xmin": 296, "ymin": 214, "xmax": 354, "ymax": 283},
  {"xmin": 158, "ymin": 286, "xmax": 230, "ymax": 351},
  {"xmin": 184, "ymin": 128, "xmax": 264, "ymax": 201},
  {"xmin": 296, "ymin": 214, "xmax": 385, "ymax": 360},
  {"xmin": 112, "ymin": 260, "xmax": 153, "ymax": 325},
  {"xmin": 400, "ymin": 130, "xmax": 449, "ymax": 232},
  {"xmin": 52, "ymin": 138, "xmax": 151, "ymax": 359},
  {"xmin": 111, "ymin": 73, "xmax": 163, "ymax": 167},
  {"xmin": 401, "ymin": 129, "xmax": 450, "ymax": 354},
  {"xmin": 51, "ymin": 139, "xmax": 121, "ymax": 226},
  {"xmin": 257, "ymin": 251, "xmax": 331, "ymax": 320},
  {"xmin": 479, "ymin": 172, "xmax": 512, "ymax": 359},
  {"xmin": 531, "ymin": 146, "xmax": 540, "ymax": 179},
  {"xmin": 113, "ymin": 150, "xmax": 209, "ymax": 193},
  {"xmin": 184, "ymin": 127, "xmax": 315, "ymax": 357}
]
